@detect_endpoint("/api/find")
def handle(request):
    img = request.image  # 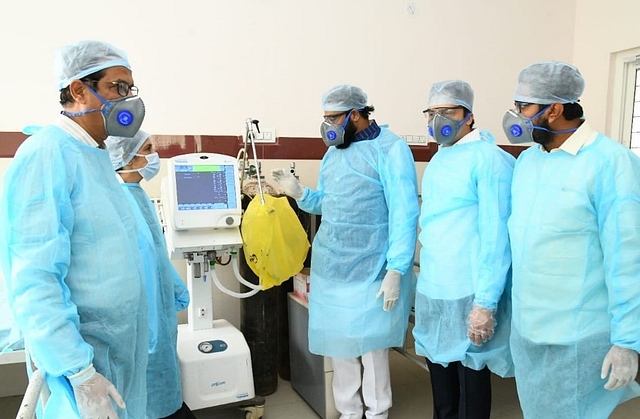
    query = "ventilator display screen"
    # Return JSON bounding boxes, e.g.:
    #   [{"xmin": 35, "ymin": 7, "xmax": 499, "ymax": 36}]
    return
[{"xmin": 174, "ymin": 164, "xmax": 238, "ymax": 211}]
